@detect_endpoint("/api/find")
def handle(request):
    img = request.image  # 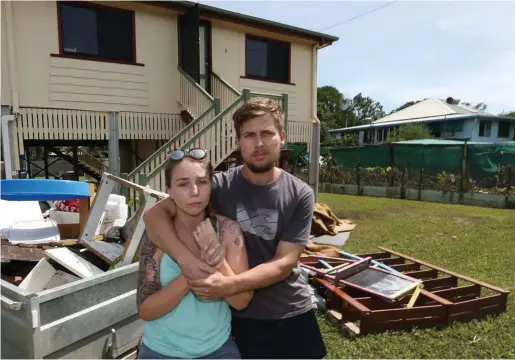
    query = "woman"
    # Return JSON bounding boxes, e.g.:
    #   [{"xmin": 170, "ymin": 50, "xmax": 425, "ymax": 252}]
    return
[{"xmin": 136, "ymin": 149, "xmax": 253, "ymax": 359}]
